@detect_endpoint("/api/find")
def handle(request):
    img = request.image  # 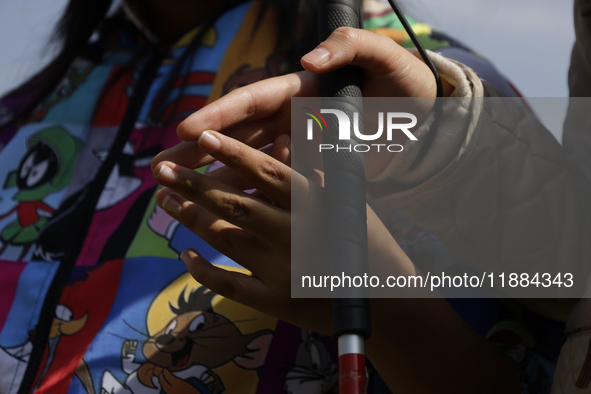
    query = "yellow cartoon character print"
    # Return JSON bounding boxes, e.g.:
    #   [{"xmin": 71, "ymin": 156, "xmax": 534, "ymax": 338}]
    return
[{"xmin": 101, "ymin": 272, "xmax": 276, "ymax": 394}]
